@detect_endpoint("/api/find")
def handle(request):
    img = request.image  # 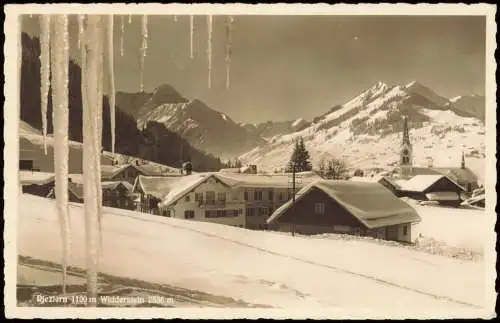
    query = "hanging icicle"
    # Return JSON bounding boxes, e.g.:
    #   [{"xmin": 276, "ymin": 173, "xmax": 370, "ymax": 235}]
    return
[
  {"xmin": 120, "ymin": 15, "xmax": 124, "ymax": 57},
  {"xmin": 50, "ymin": 13, "xmax": 71, "ymax": 296},
  {"xmin": 77, "ymin": 15, "xmax": 84, "ymax": 50},
  {"xmin": 173, "ymin": 15, "xmax": 178, "ymax": 23},
  {"xmin": 189, "ymin": 15, "xmax": 194, "ymax": 59},
  {"xmin": 140, "ymin": 15, "xmax": 148, "ymax": 92},
  {"xmin": 225, "ymin": 16, "xmax": 234, "ymax": 89},
  {"xmin": 108, "ymin": 15, "xmax": 116, "ymax": 155},
  {"xmin": 39, "ymin": 15, "xmax": 51, "ymax": 154},
  {"xmin": 128, "ymin": 14, "xmax": 132, "ymax": 24},
  {"xmin": 81, "ymin": 14, "xmax": 104, "ymax": 306},
  {"xmin": 207, "ymin": 15, "xmax": 213, "ymax": 89}
]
